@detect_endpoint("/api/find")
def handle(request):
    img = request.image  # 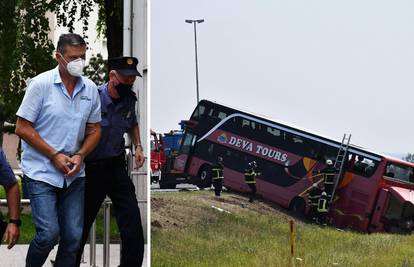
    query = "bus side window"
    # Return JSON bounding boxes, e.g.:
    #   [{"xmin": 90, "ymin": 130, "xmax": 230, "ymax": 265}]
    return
[
  {"xmin": 267, "ymin": 127, "xmax": 281, "ymax": 137},
  {"xmin": 250, "ymin": 121, "xmax": 256, "ymax": 130},
  {"xmin": 242, "ymin": 119, "xmax": 250, "ymax": 128},
  {"xmin": 350, "ymin": 155, "xmax": 377, "ymax": 177},
  {"xmin": 181, "ymin": 134, "xmax": 196, "ymax": 154},
  {"xmin": 191, "ymin": 105, "xmax": 206, "ymax": 119},
  {"xmin": 218, "ymin": 112, "xmax": 227, "ymax": 120}
]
